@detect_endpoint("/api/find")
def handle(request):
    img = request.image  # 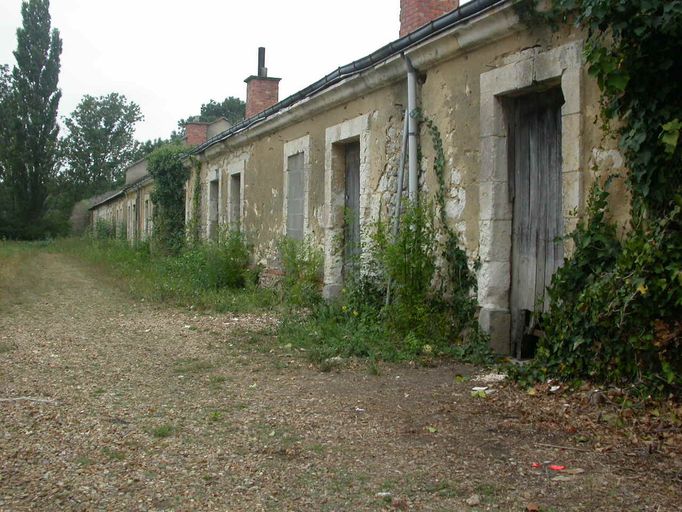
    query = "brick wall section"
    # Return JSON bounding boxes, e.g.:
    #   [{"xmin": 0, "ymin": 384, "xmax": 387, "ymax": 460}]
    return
[
  {"xmin": 245, "ymin": 76, "xmax": 281, "ymax": 119},
  {"xmin": 399, "ymin": 0, "xmax": 459, "ymax": 37},
  {"xmin": 185, "ymin": 123, "xmax": 208, "ymax": 146}
]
